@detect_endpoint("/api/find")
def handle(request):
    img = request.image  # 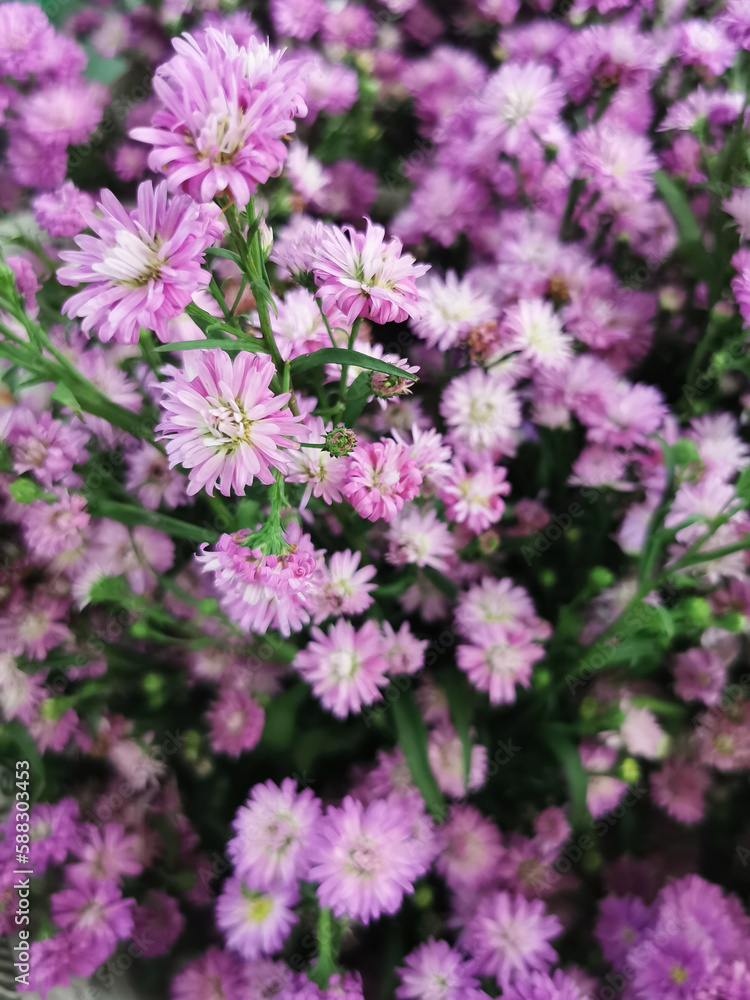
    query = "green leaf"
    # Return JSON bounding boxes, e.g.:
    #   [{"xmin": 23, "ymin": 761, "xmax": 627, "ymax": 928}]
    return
[
  {"xmin": 155, "ymin": 339, "xmax": 251, "ymax": 353},
  {"xmin": 88, "ymin": 499, "xmax": 219, "ymax": 544},
  {"xmin": 205, "ymin": 247, "xmax": 242, "ymax": 264},
  {"xmin": 654, "ymin": 171, "xmax": 712, "ymax": 277},
  {"xmin": 342, "ymin": 372, "xmax": 372, "ymax": 426},
  {"xmin": 392, "ymin": 690, "xmax": 445, "ymax": 821},
  {"xmin": 440, "ymin": 668, "xmax": 474, "ymax": 789},
  {"xmin": 291, "ymin": 348, "xmax": 418, "ymax": 380},
  {"xmin": 1, "ymin": 721, "xmax": 45, "ymax": 803},
  {"xmin": 52, "ymin": 382, "xmax": 84, "ymax": 419},
  {"xmin": 547, "ymin": 728, "xmax": 588, "ymax": 828}
]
